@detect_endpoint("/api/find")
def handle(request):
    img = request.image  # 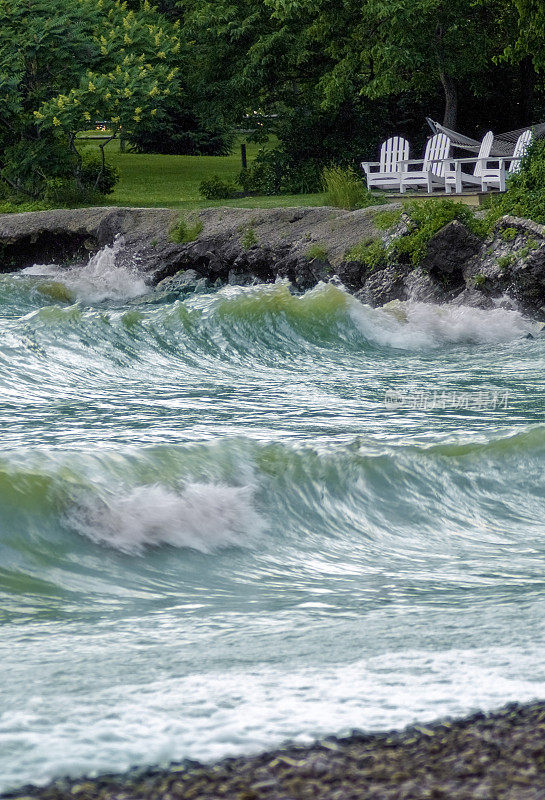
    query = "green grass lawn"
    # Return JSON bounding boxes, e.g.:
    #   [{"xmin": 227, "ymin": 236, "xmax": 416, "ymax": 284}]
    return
[{"xmin": 78, "ymin": 135, "xmax": 327, "ymax": 209}]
